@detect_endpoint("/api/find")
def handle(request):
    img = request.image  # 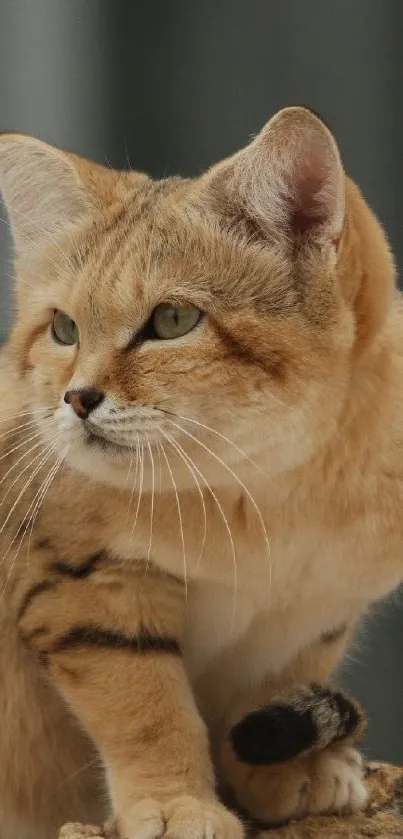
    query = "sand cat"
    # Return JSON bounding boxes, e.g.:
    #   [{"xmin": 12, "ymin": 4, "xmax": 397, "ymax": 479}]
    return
[{"xmin": 0, "ymin": 107, "xmax": 401, "ymax": 839}]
